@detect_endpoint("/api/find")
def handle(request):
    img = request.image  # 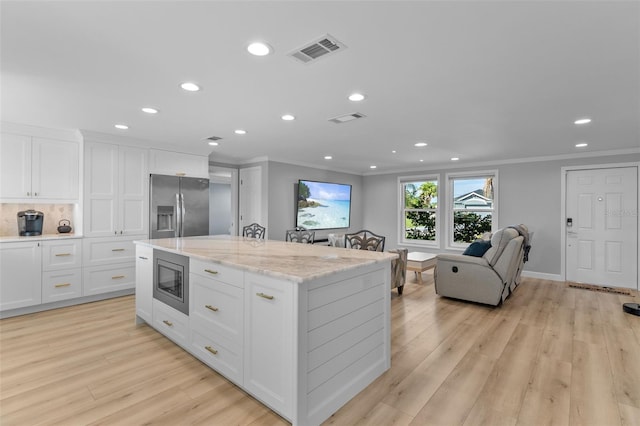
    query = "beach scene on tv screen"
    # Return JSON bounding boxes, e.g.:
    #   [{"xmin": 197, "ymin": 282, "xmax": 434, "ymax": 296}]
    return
[{"xmin": 297, "ymin": 180, "xmax": 351, "ymax": 230}]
